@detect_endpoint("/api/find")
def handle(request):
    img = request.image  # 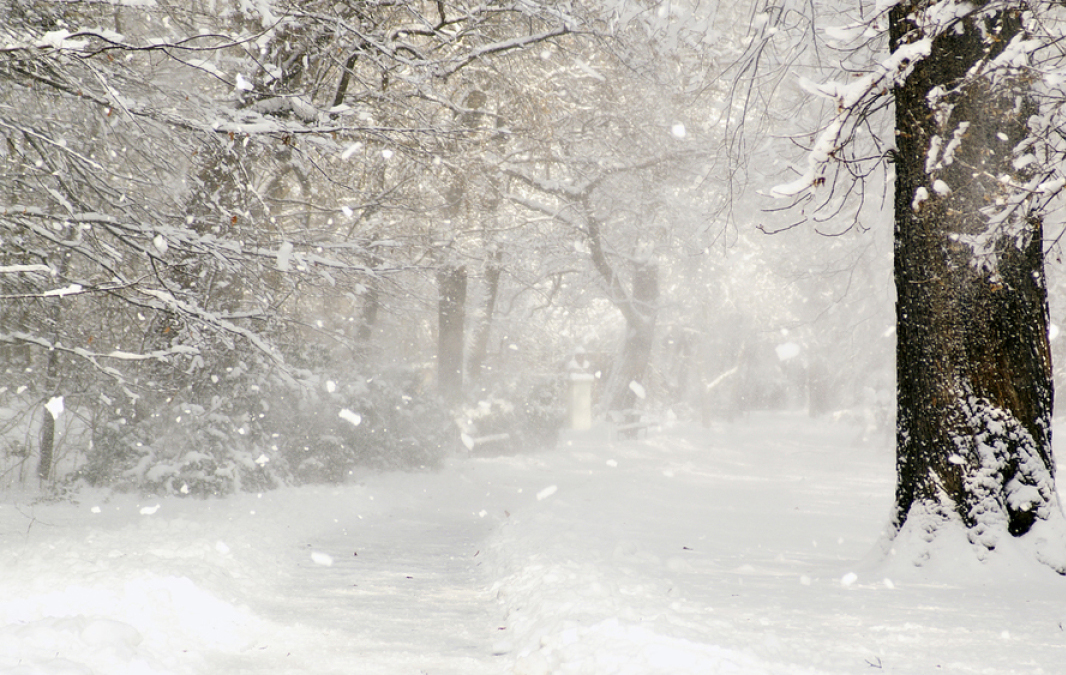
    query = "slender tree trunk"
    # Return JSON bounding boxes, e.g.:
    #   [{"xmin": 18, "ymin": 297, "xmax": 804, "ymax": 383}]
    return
[
  {"xmin": 437, "ymin": 265, "xmax": 467, "ymax": 404},
  {"xmin": 38, "ymin": 258, "xmax": 66, "ymax": 485},
  {"xmin": 469, "ymin": 249, "xmax": 503, "ymax": 383},
  {"xmin": 890, "ymin": 1, "xmax": 1062, "ymax": 564},
  {"xmin": 356, "ymin": 284, "xmax": 379, "ymax": 344},
  {"xmin": 605, "ymin": 261, "xmax": 658, "ymax": 415},
  {"xmin": 354, "ymin": 256, "xmax": 383, "ymax": 358},
  {"xmin": 37, "ymin": 401, "xmax": 54, "ymax": 483},
  {"xmin": 584, "ymin": 207, "xmax": 660, "ymax": 416}
]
